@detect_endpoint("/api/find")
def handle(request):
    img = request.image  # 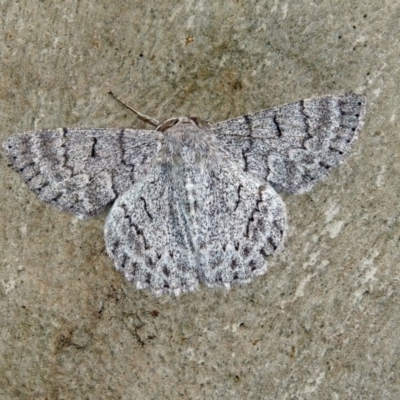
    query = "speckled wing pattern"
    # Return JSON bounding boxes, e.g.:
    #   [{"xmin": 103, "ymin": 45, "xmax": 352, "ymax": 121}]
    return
[
  {"xmin": 3, "ymin": 128, "xmax": 162, "ymax": 219},
  {"xmin": 104, "ymin": 135, "xmax": 286, "ymax": 295},
  {"xmin": 212, "ymin": 93, "xmax": 365, "ymax": 194},
  {"xmin": 3, "ymin": 93, "xmax": 365, "ymax": 295}
]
